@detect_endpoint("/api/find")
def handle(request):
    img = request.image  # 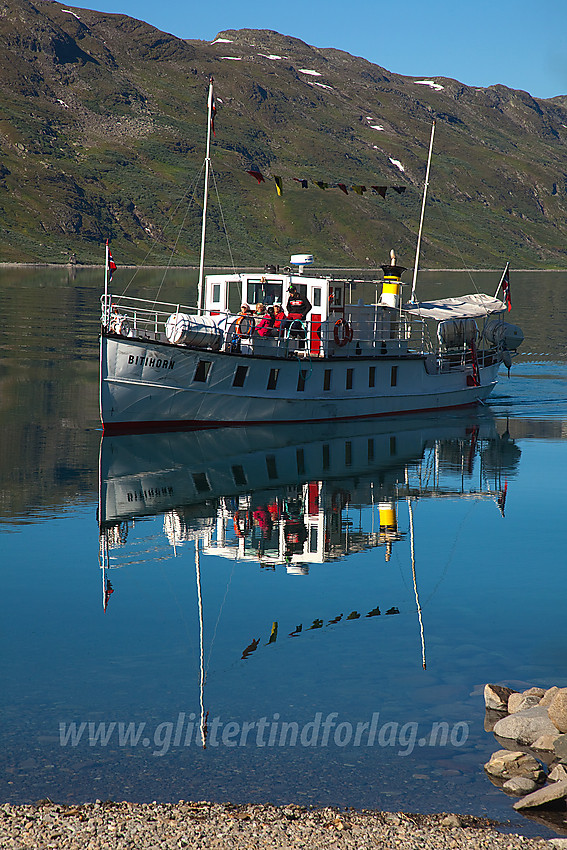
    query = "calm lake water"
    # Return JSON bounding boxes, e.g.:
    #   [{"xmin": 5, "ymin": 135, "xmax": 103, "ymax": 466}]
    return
[{"xmin": 1, "ymin": 266, "xmax": 566, "ymax": 837}]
